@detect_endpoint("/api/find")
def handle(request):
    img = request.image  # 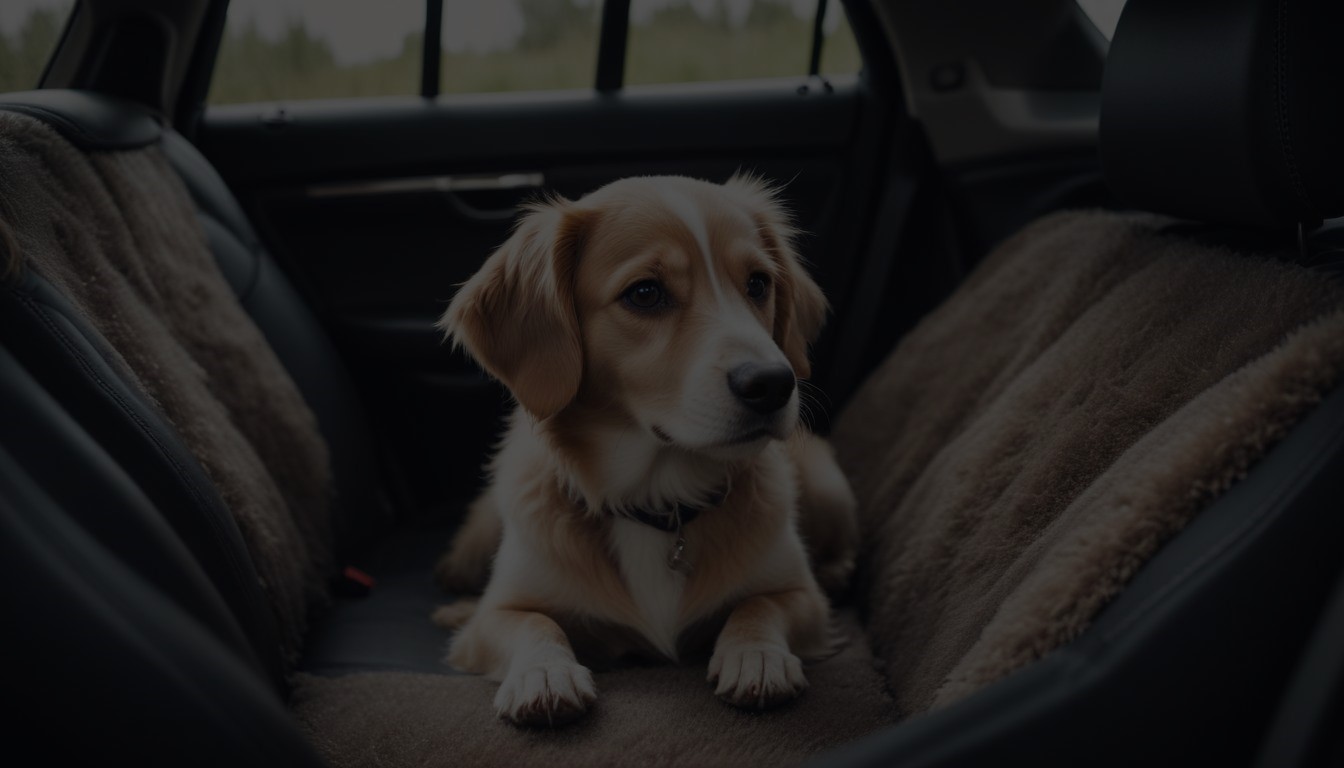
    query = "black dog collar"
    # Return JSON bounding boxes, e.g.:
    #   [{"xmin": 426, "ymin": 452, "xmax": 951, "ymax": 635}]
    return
[{"xmin": 622, "ymin": 490, "xmax": 727, "ymax": 533}]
